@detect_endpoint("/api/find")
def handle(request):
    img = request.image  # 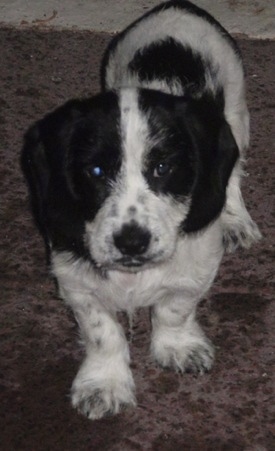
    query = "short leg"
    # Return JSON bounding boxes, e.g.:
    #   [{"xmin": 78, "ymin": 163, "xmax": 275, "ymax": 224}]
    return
[
  {"xmin": 222, "ymin": 164, "xmax": 261, "ymax": 252},
  {"xmin": 70, "ymin": 303, "xmax": 136, "ymax": 420},
  {"xmin": 151, "ymin": 300, "xmax": 214, "ymax": 374},
  {"xmin": 223, "ymin": 105, "xmax": 261, "ymax": 252}
]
